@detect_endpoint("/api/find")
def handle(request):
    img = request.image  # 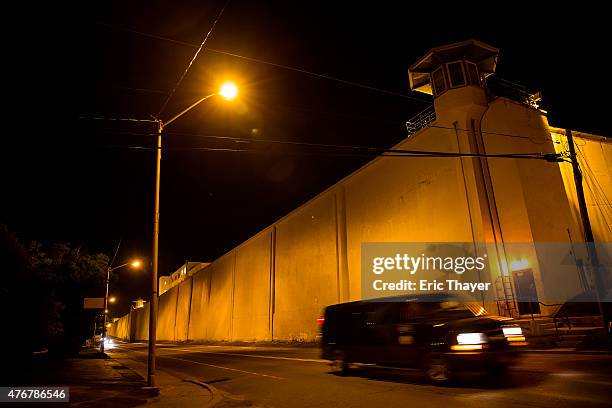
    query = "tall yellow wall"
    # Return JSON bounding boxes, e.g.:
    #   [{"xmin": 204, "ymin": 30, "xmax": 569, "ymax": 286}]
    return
[
  {"xmin": 156, "ymin": 285, "xmax": 177, "ymax": 341},
  {"xmin": 188, "ymin": 268, "xmax": 211, "ymax": 340},
  {"xmin": 232, "ymin": 229, "xmax": 273, "ymax": 341},
  {"xmin": 109, "ymin": 312, "xmax": 131, "ymax": 341},
  {"xmin": 206, "ymin": 253, "xmax": 235, "ymax": 341},
  {"xmin": 552, "ymin": 130, "xmax": 612, "ymax": 243},
  {"xmin": 133, "ymin": 306, "xmax": 149, "ymax": 341},
  {"xmin": 273, "ymin": 192, "xmax": 340, "ymax": 341},
  {"xmin": 174, "ymin": 278, "xmax": 192, "ymax": 341},
  {"xmin": 109, "ymin": 88, "xmax": 612, "ymax": 341}
]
